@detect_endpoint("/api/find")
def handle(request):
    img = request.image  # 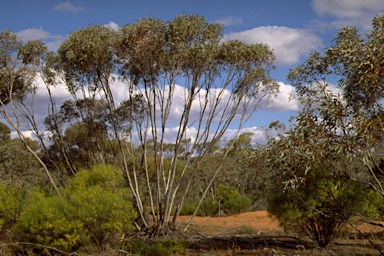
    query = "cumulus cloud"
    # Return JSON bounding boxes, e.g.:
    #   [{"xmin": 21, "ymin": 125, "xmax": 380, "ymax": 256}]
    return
[
  {"xmin": 141, "ymin": 125, "xmax": 267, "ymax": 148},
  {"xmin": 224, "ymin": 26, "xmax": 323, "ymax": 65},
  {"xmin": 312, "ymin": 0, "xmax": 384, "ymax": 19},
  {"xmin": 1, "ymin": 73, "xmax": 287, "ymax": 146},
  {"xmin": 17, "ymin": 77, "xmax": 72, "ymax": 128},
  {"xmin": 10, "ymin": 130, "xmax": 35, "ymax": 139},
  {"xmin": 262, "ymin": 82, "xmax": 299, "ymax": 112},
  {"xmin": 222, "ymin": 127, "xmax": 266, "ymax": 146},
  {"xmin": 105, "ymin": 21, "xmax": 119, "ymax": 31},
  {"xmin": 53, "ymin": 1, "xmax": 84, "ymax": 13},
  {"xmin": 2, "ymin": 76, "xmax": 73, "ymax": 139},
  {"xmin": 311, "ymin": 0, "xmax": 384, "ymax": 31},
  {"xmin": 82, "ymin": 78, "xmax": 270, "ymax": 146},
  {"xmin": 16, "ymin": 28, "xmax": 51, "ymax": 41},
  {"xmin": 214, "ymin": 16, "xmax": 244, "ymax": 26},
  {"xmin": 16, "ymin": 28, "xmax": 64, "ymax": 52}
]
